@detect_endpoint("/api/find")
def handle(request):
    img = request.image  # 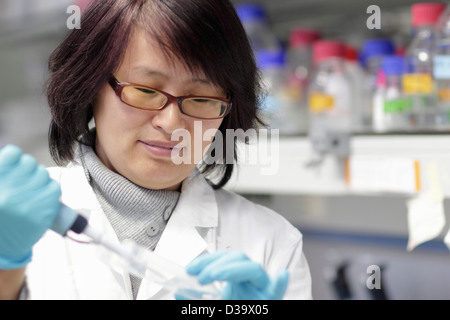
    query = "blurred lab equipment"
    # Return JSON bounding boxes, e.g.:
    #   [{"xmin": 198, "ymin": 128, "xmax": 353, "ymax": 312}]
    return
[{"xmin": 403, "ymin": 2, "xmax": 446, "ymax": 129}]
